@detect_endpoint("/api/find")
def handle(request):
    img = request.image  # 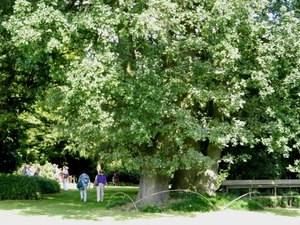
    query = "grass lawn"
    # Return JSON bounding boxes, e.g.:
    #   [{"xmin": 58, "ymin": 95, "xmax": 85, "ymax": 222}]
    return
[
  {"xmin": 0, "ymin": 186, "xmax": 144, "ymax": 221},
  {"xmin": 0, "ymin": 185, "xmax": 299, "ymax": 224}
]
